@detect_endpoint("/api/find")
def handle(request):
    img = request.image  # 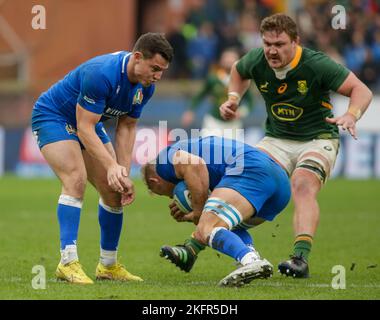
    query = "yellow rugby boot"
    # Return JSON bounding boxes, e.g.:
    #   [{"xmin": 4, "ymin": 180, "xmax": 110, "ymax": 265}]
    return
[
  {"xmin": 95, "ymin": 262, "xmax": 143, "ymax": 282},
  {"xmin": 56, "ymin": 260, "xmax": 94, "ymax": 284}
]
